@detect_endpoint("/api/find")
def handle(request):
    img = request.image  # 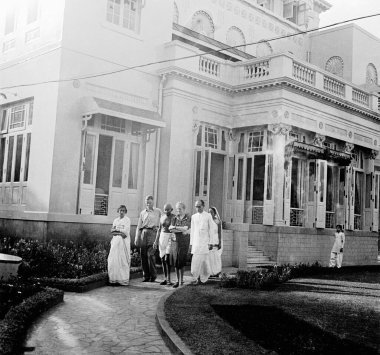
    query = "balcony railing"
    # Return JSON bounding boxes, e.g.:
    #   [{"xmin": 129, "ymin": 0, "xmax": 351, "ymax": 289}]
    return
[
  {"xmin": 159, "ymin": 43, "xmax": 379, "ymax": 113},
  {"xmin": 293, "ymin": 61, "xmax": 315, "ymax": 85},
  {"xmin": 290, "ymin": 208, "xmax": 304, "ymax": 226}
]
